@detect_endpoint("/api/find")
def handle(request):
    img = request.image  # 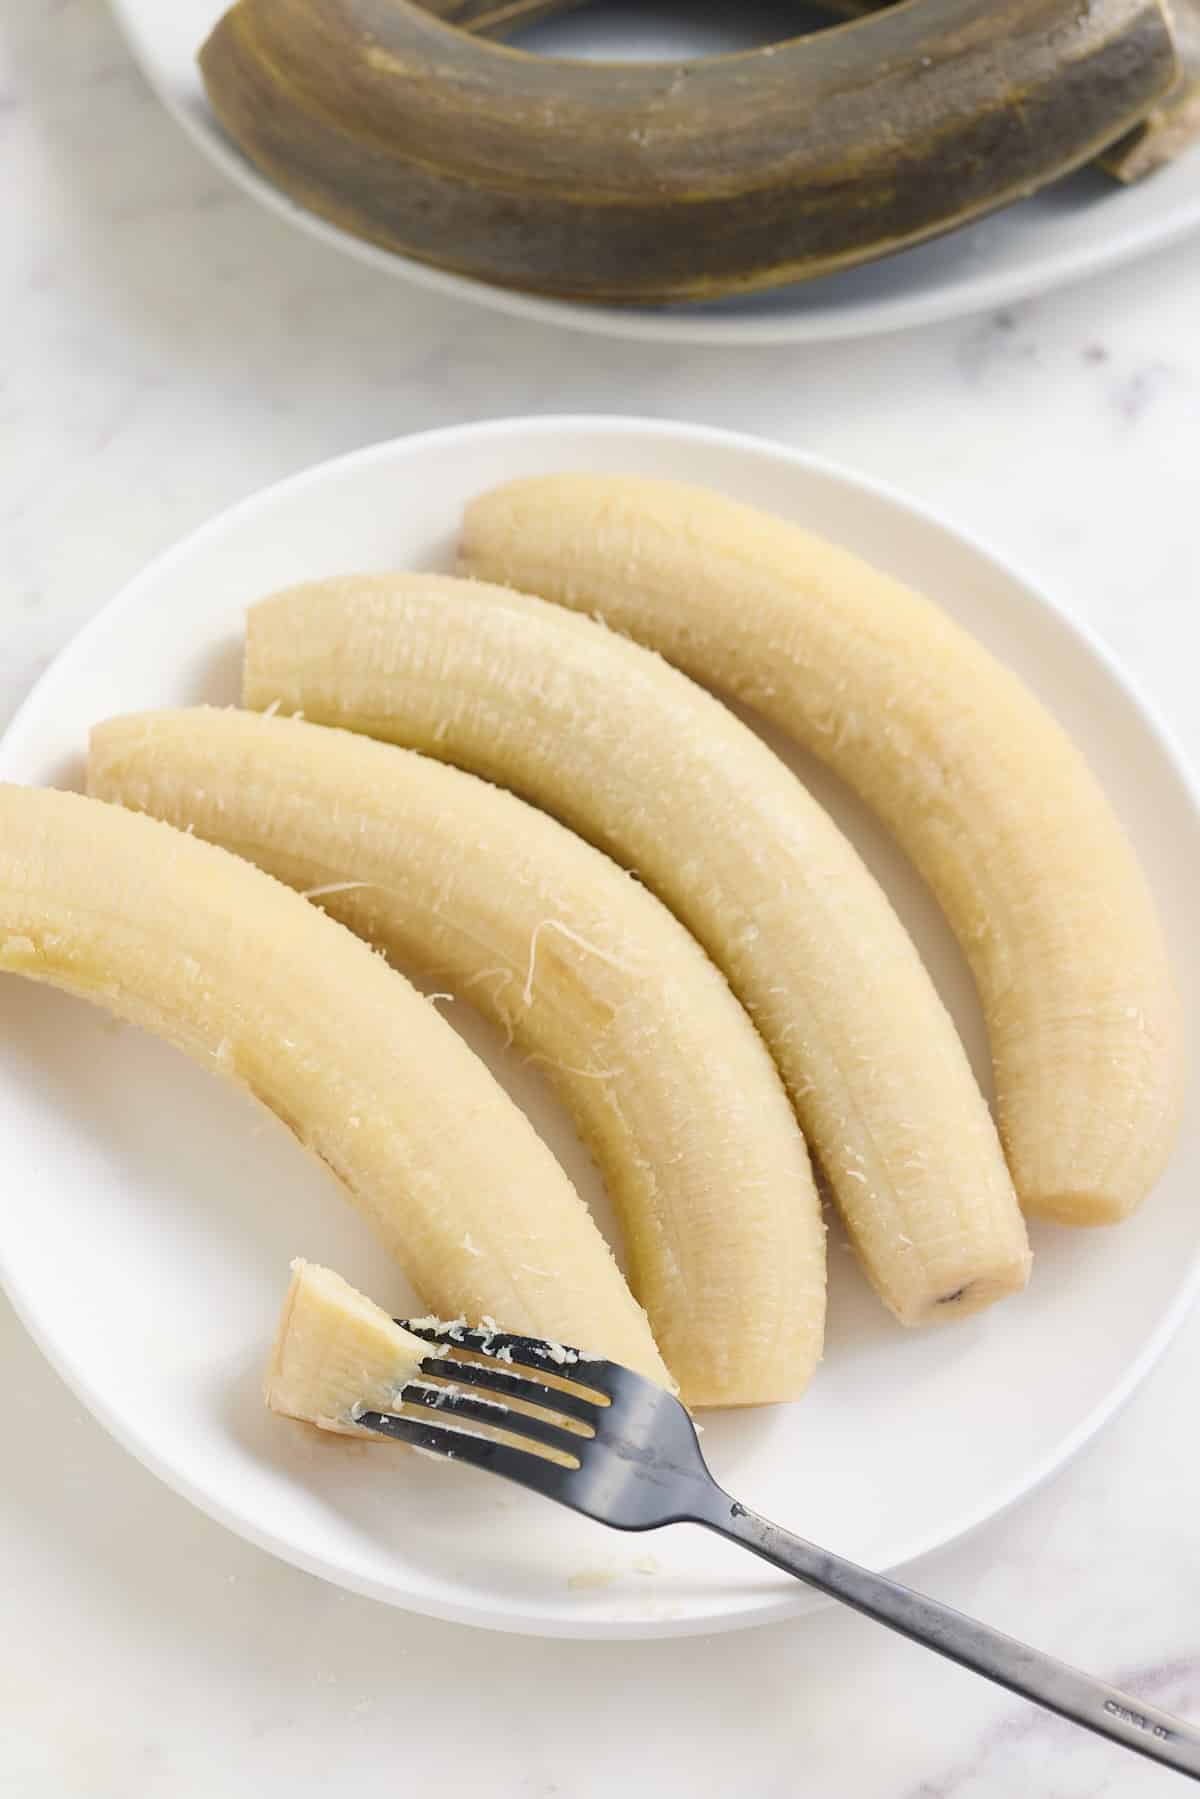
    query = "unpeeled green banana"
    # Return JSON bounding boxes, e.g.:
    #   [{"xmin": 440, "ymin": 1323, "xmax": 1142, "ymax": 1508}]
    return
[{"xmin": 199, "ymin": 0, "xmax": 1178, "ymax": 302}]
